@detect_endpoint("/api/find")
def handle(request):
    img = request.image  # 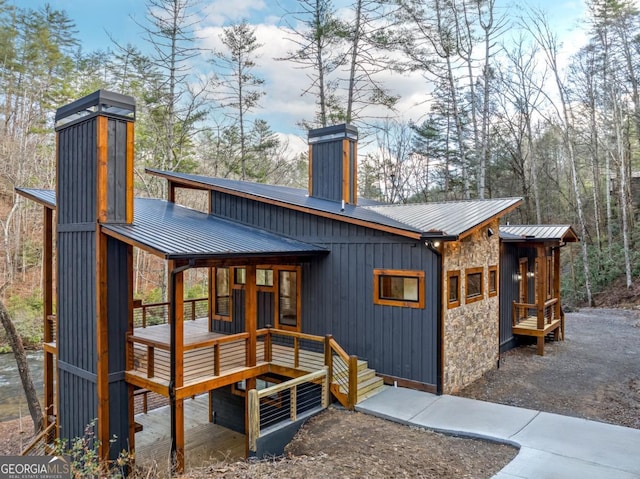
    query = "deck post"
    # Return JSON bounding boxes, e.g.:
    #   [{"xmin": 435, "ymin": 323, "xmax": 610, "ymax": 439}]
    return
[
  {"xmin": 42, "ymin": 207, "xmax": 54, "ymax": 426},
  {"xmin": 324, "ymin": 335, "xmax": 333, "ymax": 381},
  {"xmin": 169, "ymin": 262, "xmax": 187, "ymax": 474},
  {"xmin": 536, "ymin": 246, "xmax": 546, "ymax": 330},
  {"xmin": 245, "ymin": 265, "xmax": 257, "ymax": 367},
  {"xmin": 348, "ymin": 355, "xmax": 358, "ymax": 409}
]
